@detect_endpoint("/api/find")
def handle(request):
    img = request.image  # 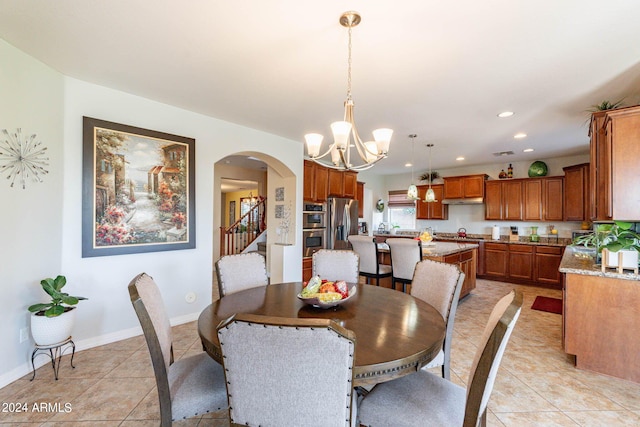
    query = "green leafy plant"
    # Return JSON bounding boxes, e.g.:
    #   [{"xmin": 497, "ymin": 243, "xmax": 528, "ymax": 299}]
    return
[
  {"xmin": 599, "ymin": 221, "xmax": 640, "ymax": 253},
  {"xmin": 589, "ymin": 99, "xmax": 625, "ymax": 112},
  {"xmin": 419, "ymin": 171, "xmax": 439, "ymax": 182},
  {"xmin": 28, "ymin": 275, "xmax": 87, "ymax": 317},
  {"xmin": 572, "ymin": 221, "xmax": 640, "ymax": 254}
]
